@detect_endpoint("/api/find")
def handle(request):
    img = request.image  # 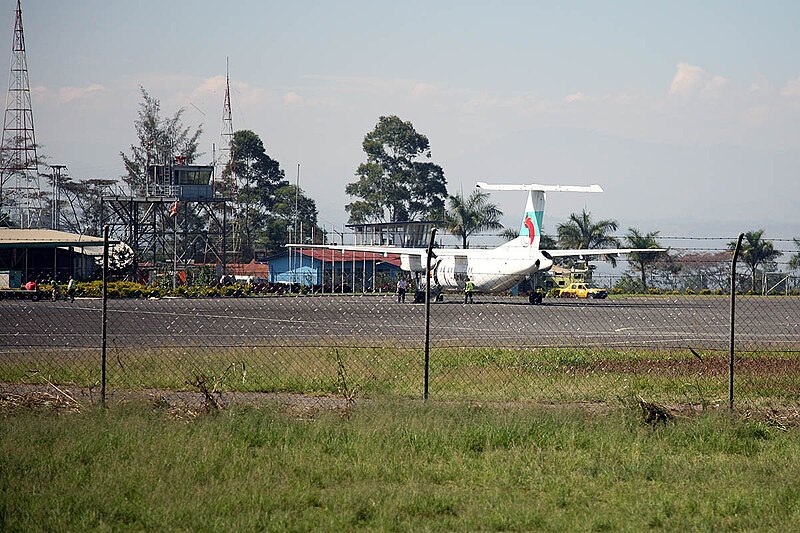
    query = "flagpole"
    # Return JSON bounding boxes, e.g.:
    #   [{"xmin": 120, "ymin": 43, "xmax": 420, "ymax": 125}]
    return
[{"xmin": 173, "ymin": 205, "xmax": 177, "ymax": 290}]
